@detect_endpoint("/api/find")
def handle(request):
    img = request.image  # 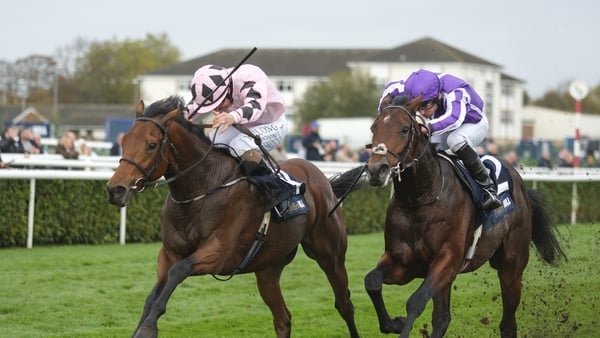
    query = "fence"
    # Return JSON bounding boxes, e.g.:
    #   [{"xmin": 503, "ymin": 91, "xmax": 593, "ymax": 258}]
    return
[{"xmin": 1, "ymin": 153, "xmax": 599, "ymax": 248}]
